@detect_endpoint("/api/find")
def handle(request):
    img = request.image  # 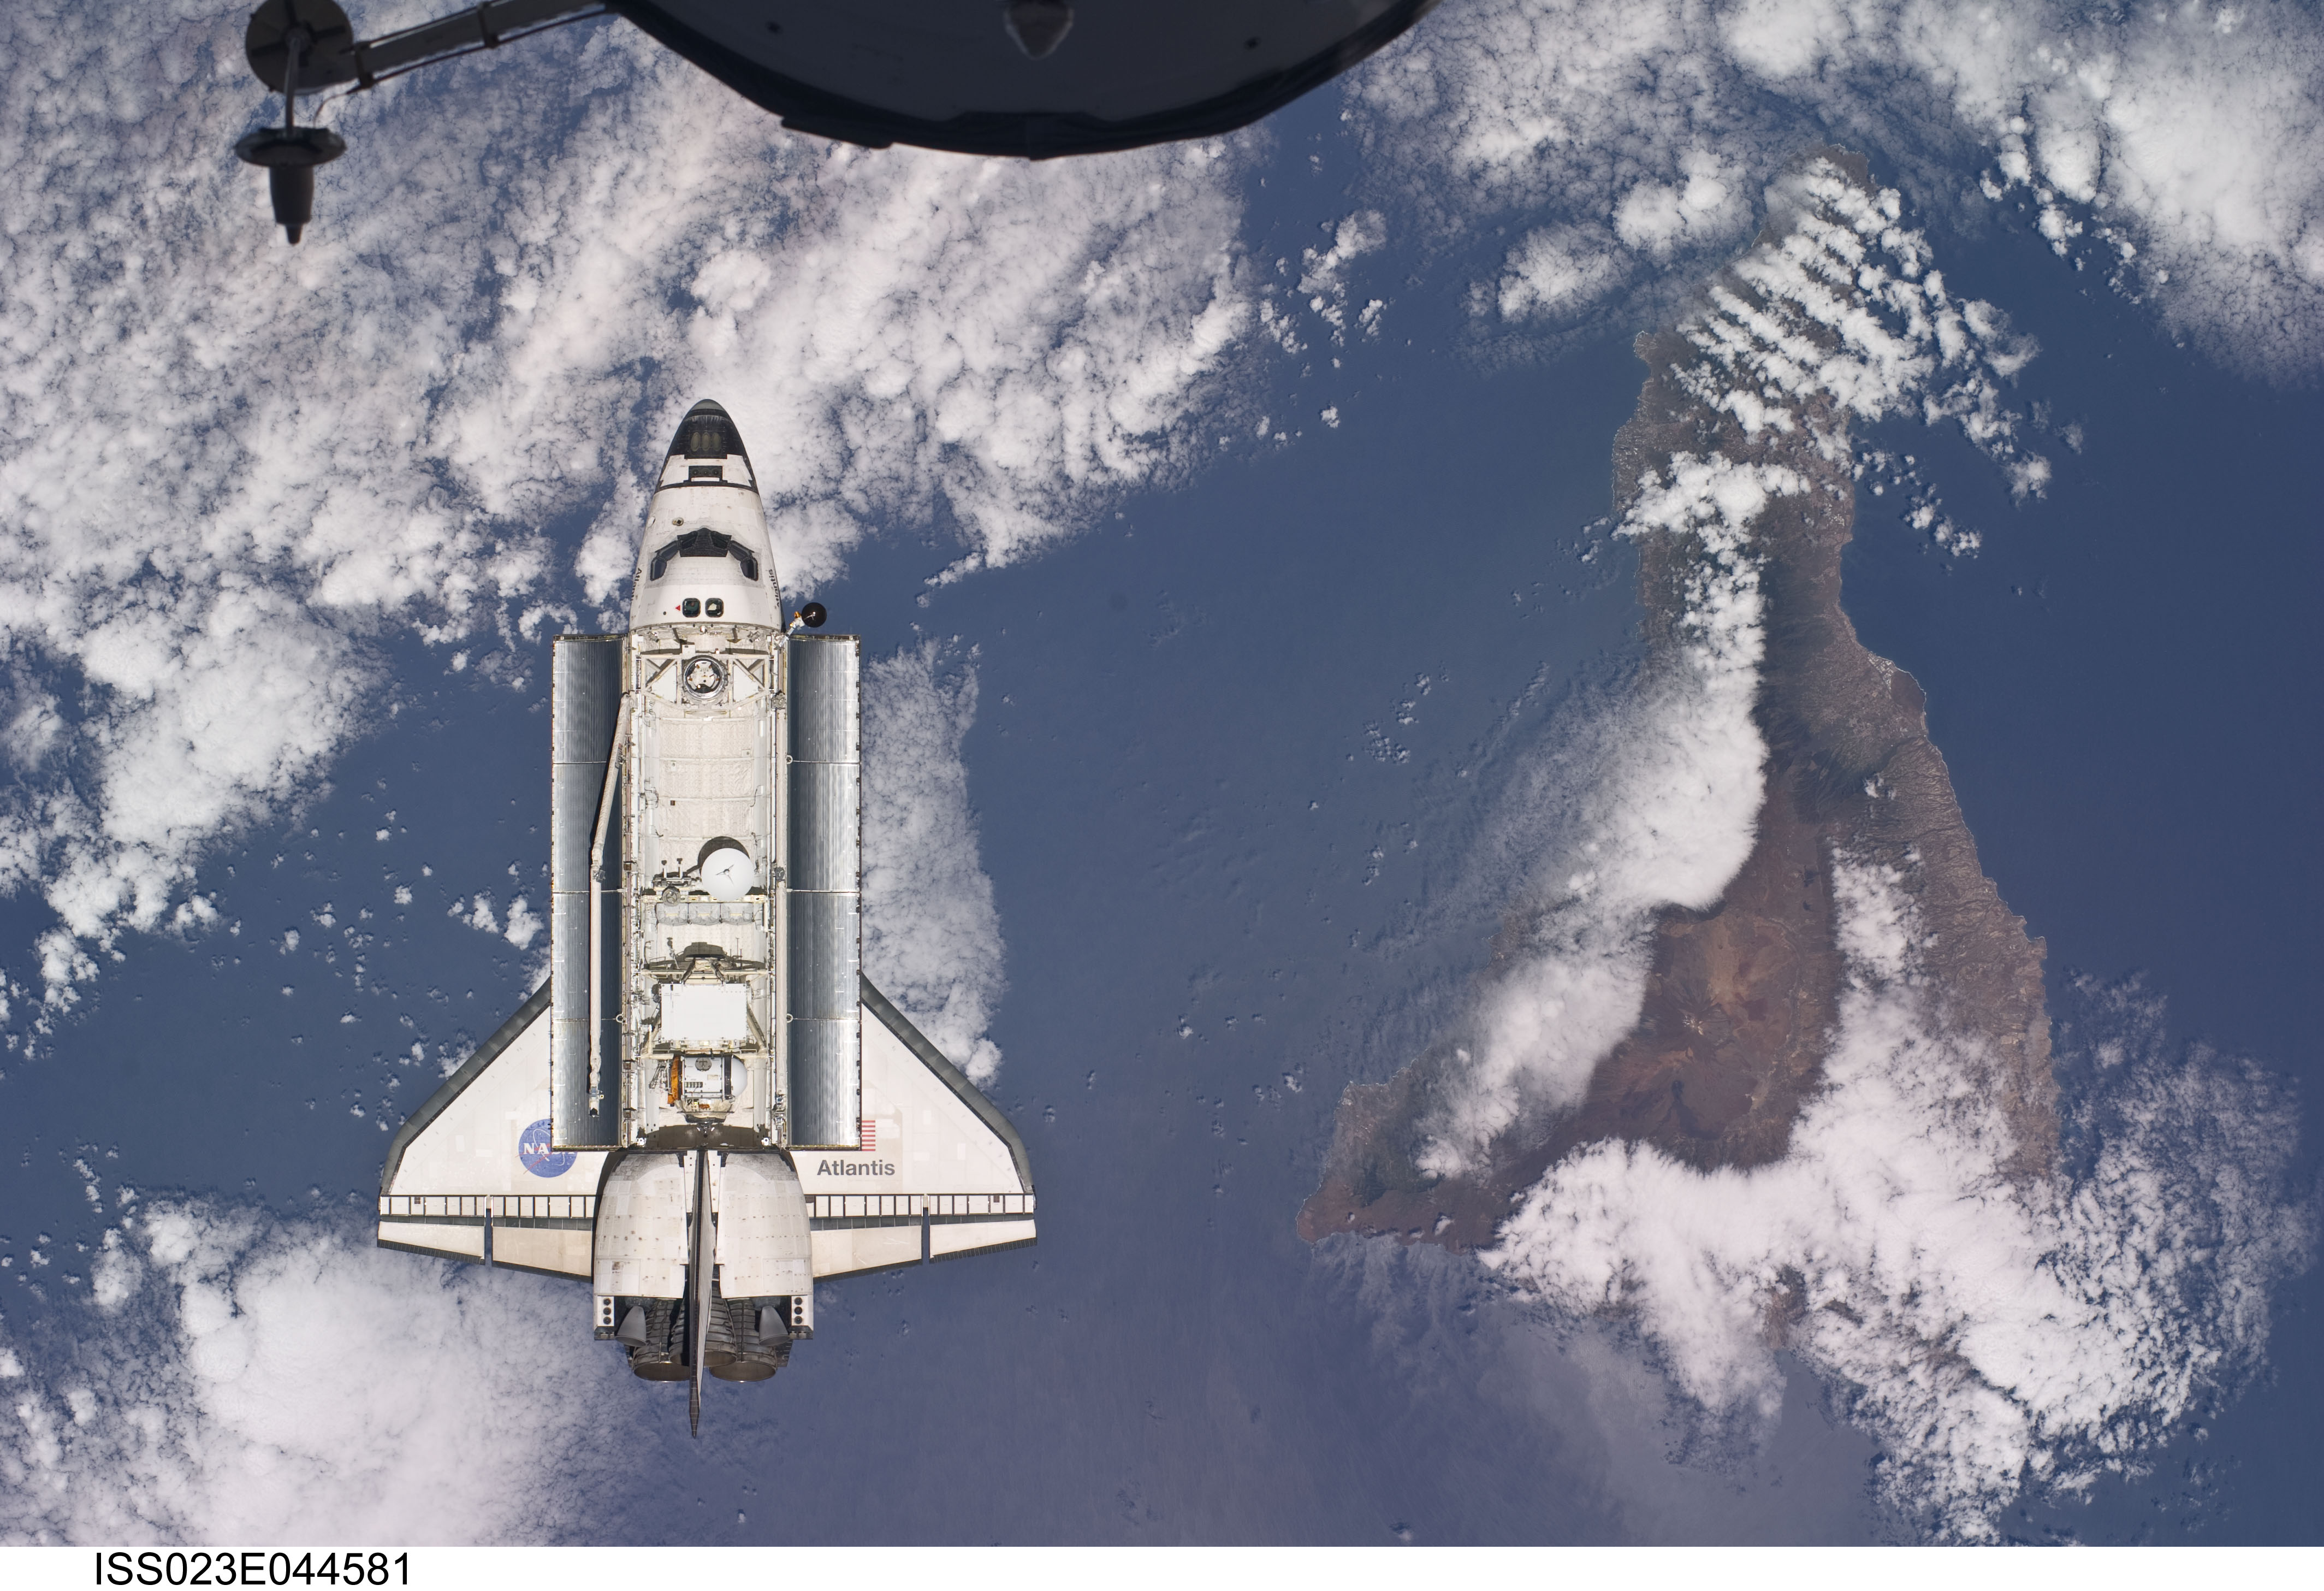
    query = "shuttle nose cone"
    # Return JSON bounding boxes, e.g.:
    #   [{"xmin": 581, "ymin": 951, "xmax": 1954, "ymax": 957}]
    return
[{"xmin": 669, "ymin": 399, "xmax": 749, "ymax": 465}]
